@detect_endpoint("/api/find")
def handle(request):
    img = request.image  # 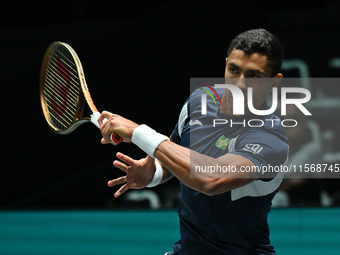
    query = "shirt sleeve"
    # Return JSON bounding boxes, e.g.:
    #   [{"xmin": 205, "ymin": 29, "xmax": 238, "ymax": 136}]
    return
[
  {"xmin": 229, "ymin": 128, "xmax": 289, "ymax": 178},
  {"xmin": 171, "ymin": 123, "xmax": 181, "ymax": 144},
  {"xmin": 171, "ymin": 99, "xmax": 190, "ymax": 145}
]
